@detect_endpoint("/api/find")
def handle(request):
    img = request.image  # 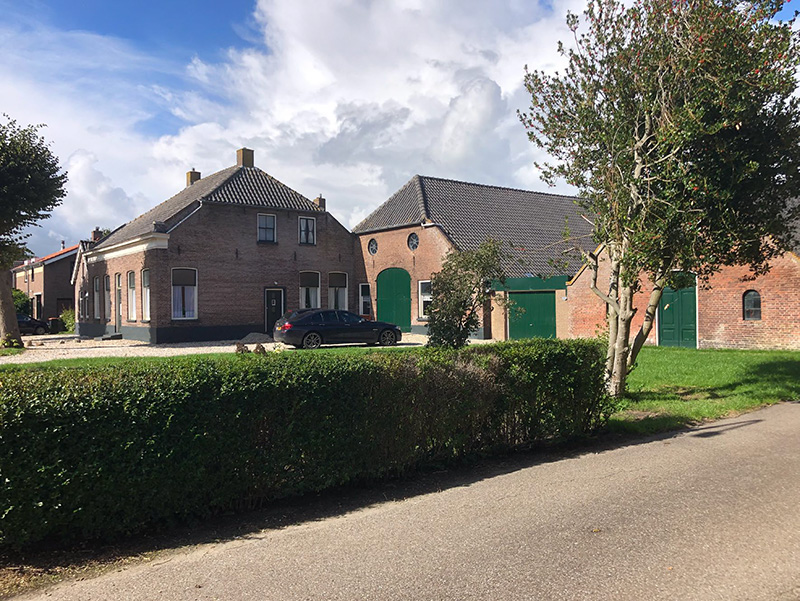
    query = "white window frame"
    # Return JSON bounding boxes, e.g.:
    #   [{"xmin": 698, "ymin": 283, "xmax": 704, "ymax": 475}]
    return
[
  {"xmin": 328, "ymin": 272, "xmax": 348, "ymax": 310},
  {"xmin": 257, "ymin": 213, "xmax": 277, "ymax": 243},
  {"xmin": 359, "ymin": 283, "xmax": 371, "ymax": 316},
  {"xmin": 299, "ymin": 271, "xmax": 320, "ymax": 309},
  {"xmin": 127, "ymin": 271, "xmax": 136, "ymax": 321},
  {"xmin": 104, "ymin": 275, "xmax": 111, "ymax": 322},
  {"xmin": 418, "ymin": 280, "xmax": 432, "ymax": 319},
  {"xmin": 299, "ymin": 216, "xmax": 316, "ymax": 245},
  {"xmin": 93, "ymin": 277, "xmax": 101, "ymax": 319},
  {"xmin": 171, "ymin": 268, "xmax": 198, "ymax": 320},
  {"xmin": 141, "ymin": 269, "xmax": 151, "ymax": 322}
]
